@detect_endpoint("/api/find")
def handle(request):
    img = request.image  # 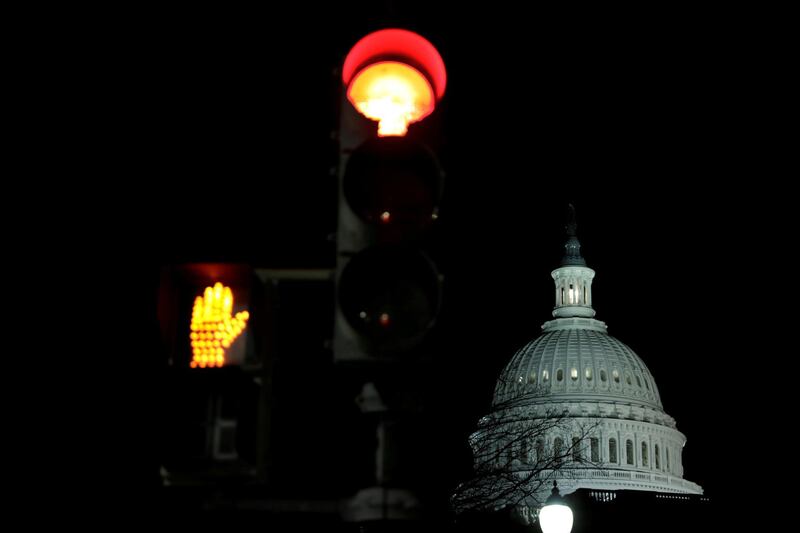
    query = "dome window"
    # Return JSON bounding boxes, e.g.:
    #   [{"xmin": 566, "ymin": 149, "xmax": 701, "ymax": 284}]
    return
[
  {"xmin": 590, "ymin": 438, "xmax": 599, "ymax": 462},
  {"xmin": 572, "ymin": 437, "xmax": 582, "ymax": 462},
  {"xmin": 600, "ymin": 369, "xmax": 607, "ymax": 382},
  {"xmin": 625, "ymin": 374, "xmax": 632, "ymax": 385},
  {"xmin": 612, "ymin": 370, "xmax": 620, "ymax": 383},
  {"xmin": 644, "ymin": 378, "xmax": 650, "ymax": 391},
  {"xmin": 609, "ymin": 438, "xmax": 618, "ymax": 463},
  {"xmin": 626, "ymin": 440, "xmax": 634, "ymax": 465},
  {"xmin": 641, "ymin": 442, "xmax": 648, "ymax": 467},
  {"xmin": 568, "ymin": 283, "xmax": 579, "ymax": 304},
  {"xmin": 666, "ymin": 448, "xmax": 670, "ymax": 471},
  {"xmin": 542, "ymin": 370, "xmax": 549, "ymax": 382},
  {"xmin": 528, "ymin": 371, "xmax": 537, "ymax": 384},
  {"xmin": 635, "ymin": 375, "xmax": 641, "ymax": 388},
  {"xmin": 570, "ymin": 368, "xmax": 578, "ymax": 381},
  {"xmin": 553, "ymin": 437, "xmax": 563, "ymax": 465},
  {"xmin": 557, "ymin": 369, "xmax": 564, "ymax": 382},
  {"xmin": 519, "ymin": 441, "xmax": 529, "ymax": 463},
  {"xmin": 585, "ymin": 367, "xmax": 593, "ymax": 381},
  {"xmin": 655, "ymin": 444, "xmax": 660, "ymax": 470}
]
